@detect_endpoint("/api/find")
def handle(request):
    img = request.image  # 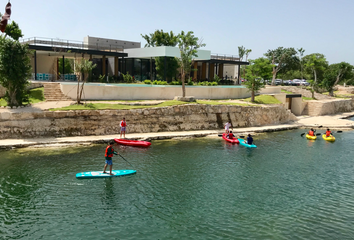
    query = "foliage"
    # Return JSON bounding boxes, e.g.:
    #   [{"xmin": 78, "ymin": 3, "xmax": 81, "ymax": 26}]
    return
[
  {"xmin": 58, "ymin": 58, "xmax": 73, "ymax": 74},
  {"xmin": 122, "ymin": 72, "xmax": 134, "ymax": 83},
  {"xmin": 197, "ymin": 81, "xmax": 218, "ymax": 86},
  {"xmin": 170, "ymin": 80, "xmax": 182, "ymax": 85},
  {"xmin": 74, "ymin": 58, "xmax": 97, "ymax": 104},
  {"xmin": 4, "ymin": 21, "xmax": 23, "ymax": 41},
  {"xmin": 98, "ymin": 74, "xmax": 106, "ymax": 83},
  {"xmin": 152, "ymin": 80, "xmax": 168, "ymax": 85},
  {"xmin": 0, "ymin": 87, "xmax": 45, "ymax": 107},
  {"xmin": 144, "ymin": 79, "xmax": 152, "ymax": 84},
  {"xmin": 303, "ymin": 53, "xmax": 328, "ymax": 98},
  {"xmin": 244, "ymin": 58, "xmax": 274, "ymax": 102},
  {"xmin": 155, "ymin": 57, "xmax": 179, "ymax": 82},
  {"xmin": 213, "ymin": 74, "xmax": 221, "ymax": 83},
  {"xmin": 322, "ymin": 62, "xmax": 354, "ymax": 96},
  {"xmin": 264, "ymin": 47, "xmax": 299, "ymax": 85},
  {"xmin": 177, "ymin": 31, "xmax": 206, "ymax": 97}
]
